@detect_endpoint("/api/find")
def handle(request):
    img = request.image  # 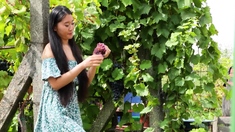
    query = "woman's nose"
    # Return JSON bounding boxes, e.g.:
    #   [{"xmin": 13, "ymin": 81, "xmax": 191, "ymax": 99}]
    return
[
  {"xmin": 69, "ymin": 25, "xmax": 74, "ymax": 31},
  {"xmin": 69, "ymin": 26, "xmax": 73, "ymax": 31}
]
